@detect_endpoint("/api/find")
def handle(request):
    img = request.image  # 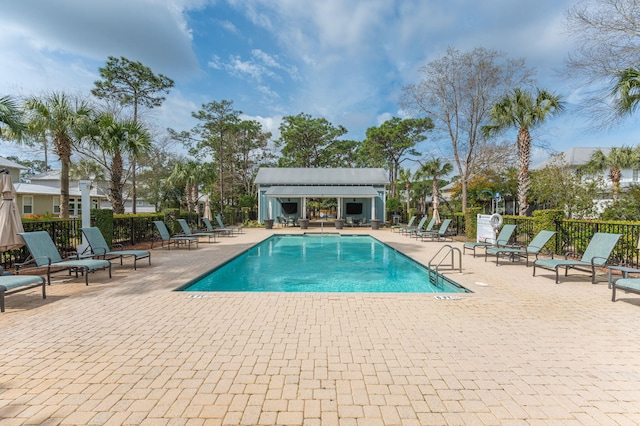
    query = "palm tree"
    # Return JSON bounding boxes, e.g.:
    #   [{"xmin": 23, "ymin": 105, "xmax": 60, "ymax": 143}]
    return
[
  {"xmin": 611, "ymin": 67, "xmax": 640, "ymax": 116},
  {"xmin": 82, "ymin": 112, "xmax": 151, "ymax": 213},
  {"xmin": 582, "ymin": 147, "xmax": 638, "ymax": 202},
  {"xmin": 397, "ymin": 167, "xmax": 413, "ymax": 218},
  {"xmin": 167, "ymin": 160, "xmax": 206, "ymax": 213},
  {"xmin": 24, "ymin": 92, "xmax": 92, "ymax": 218},
  {"xmin": 417, "ymin": 158, "xmax": 453, "ymax": 220},
  {"xmin": 484, "ymin": 88, "xmax": 564, "ymax": 215},
  {"xmin": 0, "ymin": 95, "xmax": 25, "ymax": 139}
]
